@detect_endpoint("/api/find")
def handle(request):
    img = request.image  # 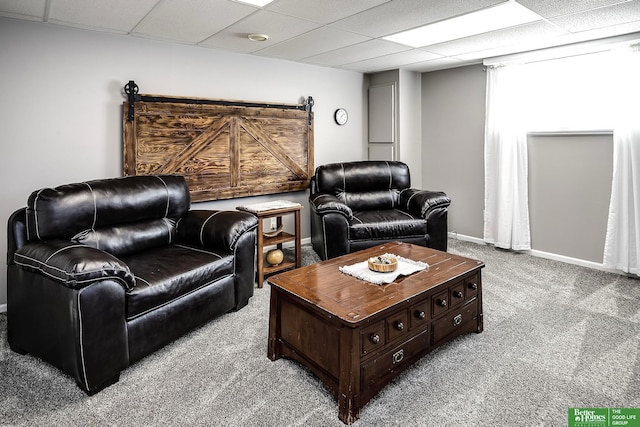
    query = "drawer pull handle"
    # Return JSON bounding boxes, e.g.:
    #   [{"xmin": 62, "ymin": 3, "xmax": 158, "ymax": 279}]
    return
[
  {"xmin": 416, "ymin": 310, "xmax": 426, "ymax": 320},
  {"xmin": 469, "ymin": 282, "xmax": 478, "ymax": 290},
  {"xmin": 438, "ymin": 299, "xmax": 447, "ymax": 307},
  {"xmin": 370, "ymin": 334, "xmax": 380, "ymax": 344},
  {"xmin": 453, "ymin": 314, "xmax": 463, "ymax": 326},
  {"xmin": 454, "ymin": 291, "xmax": 463, "ymax": 298},
  {"xmin": 392, "ymin": 349, "xmax": 404, "ymax": 364},
  {"xmin": 395, "ymin": 321, "xmax": 404, "ymax": 331}
]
